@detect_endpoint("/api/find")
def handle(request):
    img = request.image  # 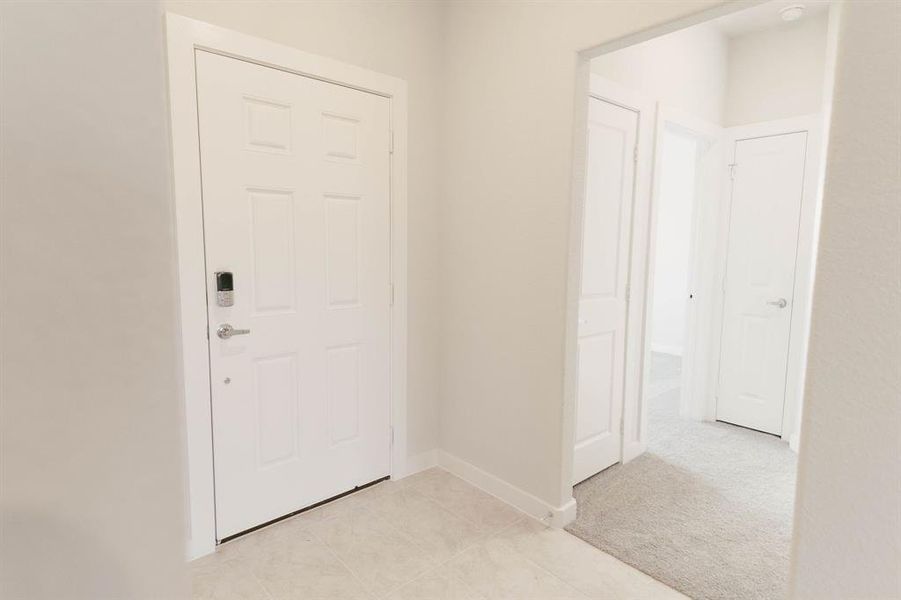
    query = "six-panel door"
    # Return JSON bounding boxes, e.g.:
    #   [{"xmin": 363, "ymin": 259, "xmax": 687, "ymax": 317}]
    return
[{"xmin": 196, "ymin": 50, "xmax": 391, "ymax": 538}]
